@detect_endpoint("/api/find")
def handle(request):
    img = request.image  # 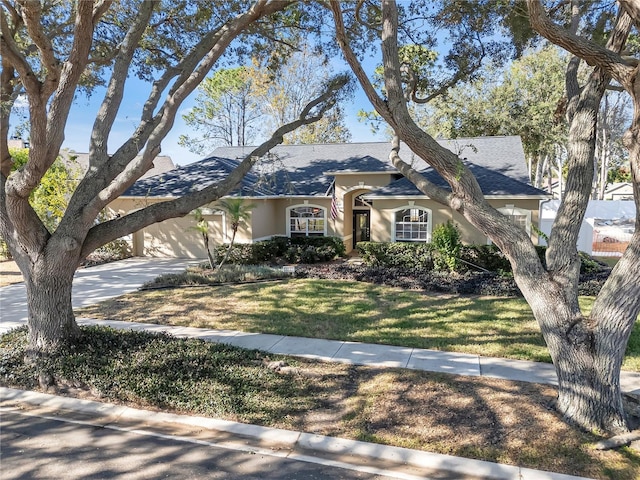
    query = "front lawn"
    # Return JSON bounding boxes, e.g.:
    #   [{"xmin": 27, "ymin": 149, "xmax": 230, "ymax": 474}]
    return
[{"xmin": 76, "ymin": 278, "xmax": 640, "ymax": 371}]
